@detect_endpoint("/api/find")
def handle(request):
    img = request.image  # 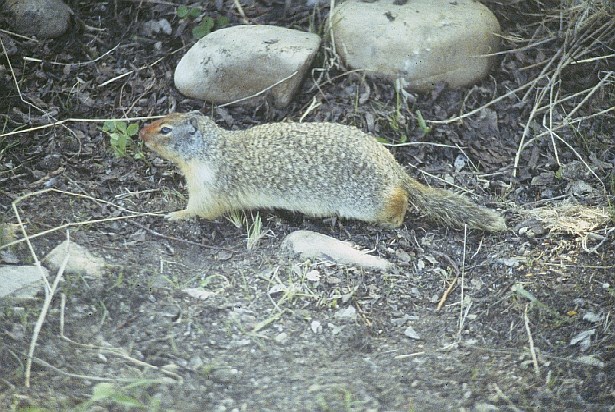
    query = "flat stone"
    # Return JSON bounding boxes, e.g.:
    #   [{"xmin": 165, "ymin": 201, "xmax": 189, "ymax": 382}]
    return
[
  {"xmin": 174, "ymin": 25, "xmax": 321, "ymax": 108},
  {"xmin": 330, "ymin": 0, "xmax": 500, "ymax": 91},
  {"xmin": 0, "ymin": 265, "xmax": 47, "ymax": 299},
  {"xmin": 282, "ymin": 230, "xmax": 392, "ymax": 271},
  {"xmin": 44, "ymin": 240, "xmax": 105, "ymax": 278}
]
